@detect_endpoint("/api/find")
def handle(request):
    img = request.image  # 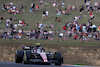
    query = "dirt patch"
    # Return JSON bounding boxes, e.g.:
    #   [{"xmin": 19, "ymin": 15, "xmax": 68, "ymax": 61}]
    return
[{"xmin": 0, "ymin": 44, "xmax": 100, "ymax": 66}]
